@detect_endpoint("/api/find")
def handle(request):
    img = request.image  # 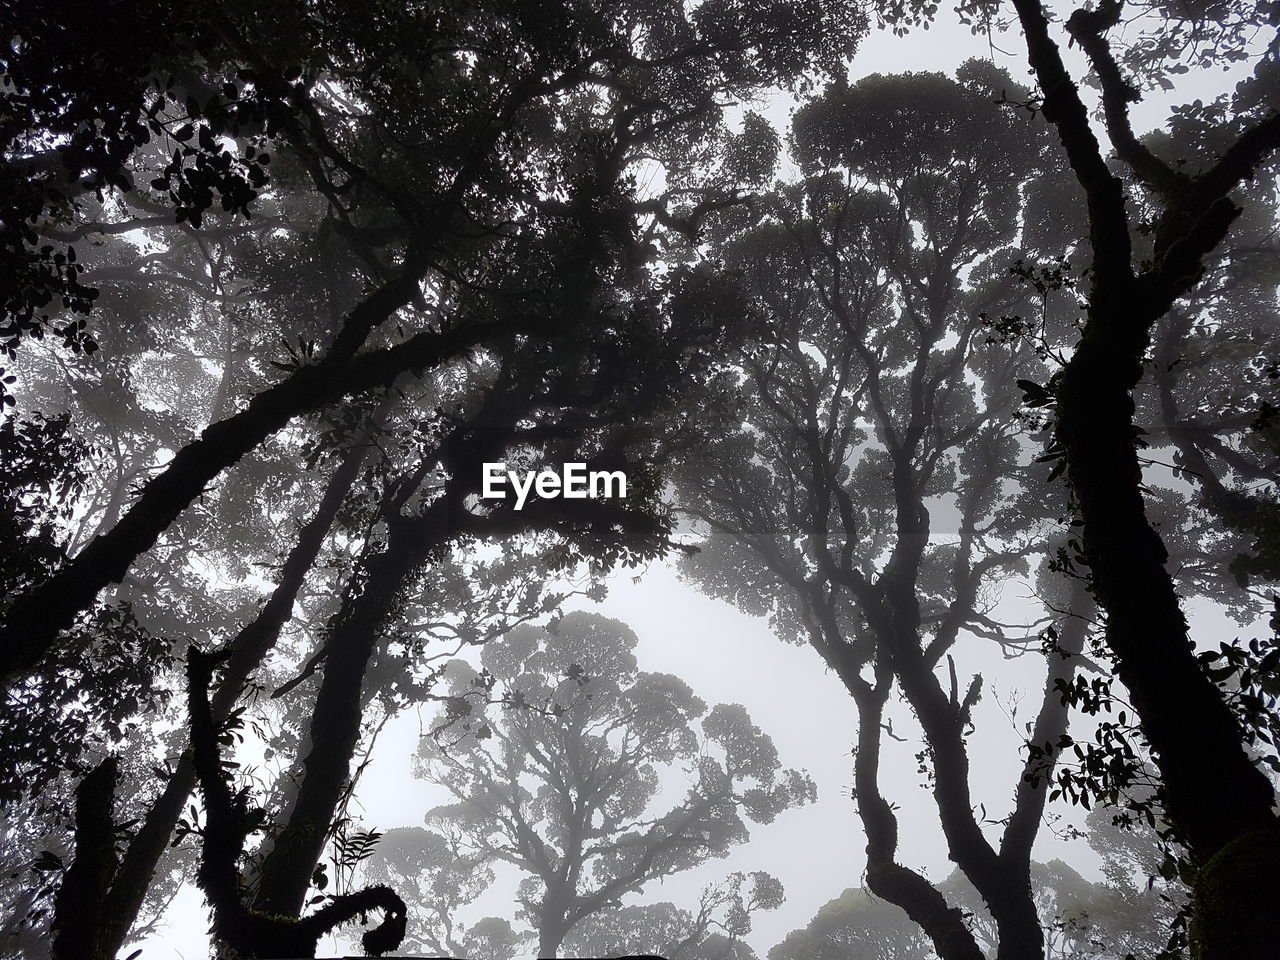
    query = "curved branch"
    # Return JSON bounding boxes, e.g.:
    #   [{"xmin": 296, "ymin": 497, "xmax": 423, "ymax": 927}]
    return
[
  {"xmin": 1010, "ymin": 0, "xmax": 1135, "ymax": 291},
  {"xmin": 298, "ymin": 884, "xmax": 407, "ymax": 955},
  {"xmin": 1065, "ymin": 0, "xmax": 1190, "ymax": 195},
  {"xmin": 186, "ymin": 646, "xmax": 408, "ymax": 958}
]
